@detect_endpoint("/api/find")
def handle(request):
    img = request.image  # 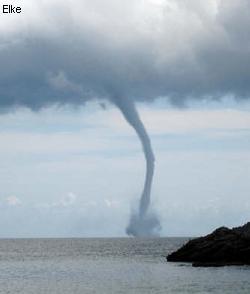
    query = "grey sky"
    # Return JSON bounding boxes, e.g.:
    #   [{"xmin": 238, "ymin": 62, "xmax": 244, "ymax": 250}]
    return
[
  {"xmin": 1, "ymin": 0, "xmax": 250, "ymax": 110},
  {"xmin": 0, "ymin": 0, "xmax": 250, "ymax": 237}
]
